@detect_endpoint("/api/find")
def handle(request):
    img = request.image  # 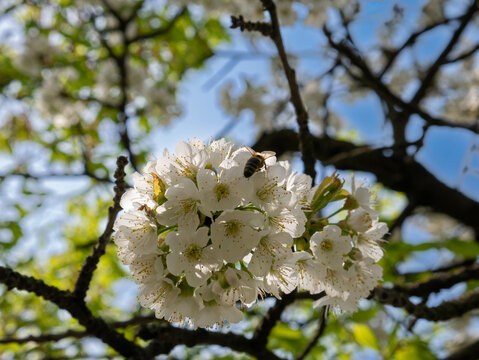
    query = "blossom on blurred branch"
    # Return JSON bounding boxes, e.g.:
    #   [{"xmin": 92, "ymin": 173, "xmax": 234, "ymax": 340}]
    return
[{"xmin": 114, "ymin": 138, "xmax": 386, "ymax": 328}]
